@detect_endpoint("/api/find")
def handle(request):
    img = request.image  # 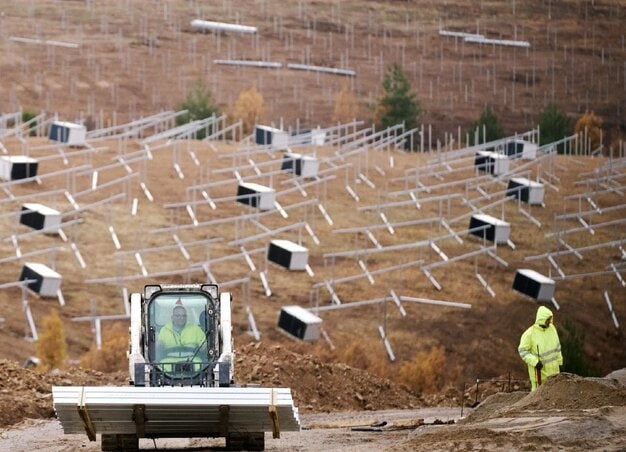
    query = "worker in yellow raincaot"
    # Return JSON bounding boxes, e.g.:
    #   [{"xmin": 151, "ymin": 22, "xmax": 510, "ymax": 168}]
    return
[{"xmin": 518, "ymin": 305, "xmax": 563, "ymax": 391}]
